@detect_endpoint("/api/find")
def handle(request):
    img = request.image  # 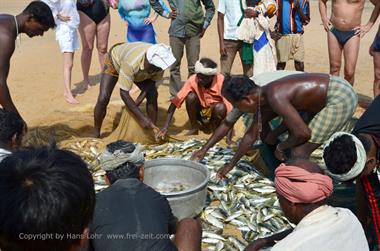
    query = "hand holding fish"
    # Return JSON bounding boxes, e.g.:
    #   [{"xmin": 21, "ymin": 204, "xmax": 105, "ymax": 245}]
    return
[
  {"xmin": 244, "ymin": 238, "xmax": 267, "ymax": 251},
  {"xmin": 190, "ymin": 149, "xmax": 207, "ymax": 161},
  {"xmin": 217, "ymin": 164, "xmax": 233, "ymax": 180},
  {"xmin": 155, "ymin": 127, "xmax": 168, "ymax": 141}
]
